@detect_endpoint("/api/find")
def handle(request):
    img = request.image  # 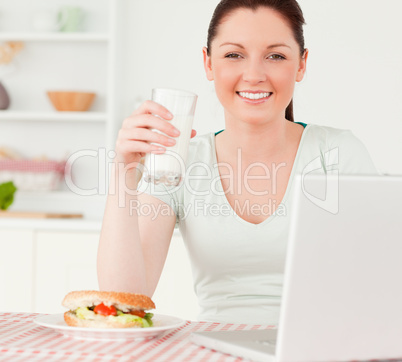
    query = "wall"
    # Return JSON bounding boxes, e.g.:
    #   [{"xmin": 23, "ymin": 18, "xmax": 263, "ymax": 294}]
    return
[
  {"xmin": 123, "ymin": 0, "xmax": 402, "ymax": 175},
  {"xmin": 297, "ymin": 0, "xmax": 402, "ymax": 174}
]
